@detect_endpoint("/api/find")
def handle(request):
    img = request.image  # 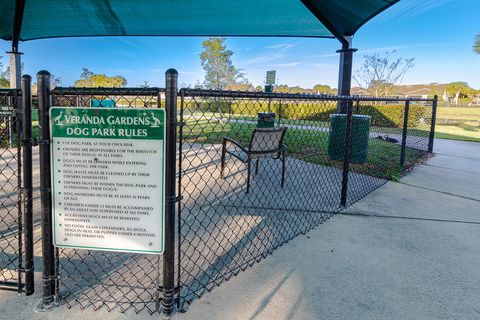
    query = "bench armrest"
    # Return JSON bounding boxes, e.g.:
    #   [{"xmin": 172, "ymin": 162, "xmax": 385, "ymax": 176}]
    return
[{"xmin": 223, "ymin": 137, "xmax": 248, "ymax": 154}]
